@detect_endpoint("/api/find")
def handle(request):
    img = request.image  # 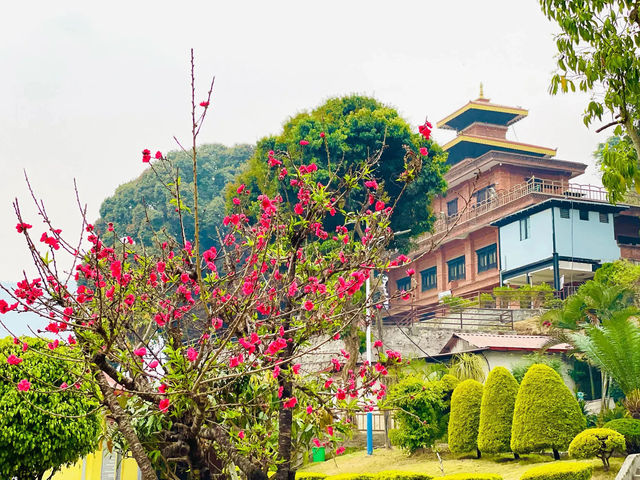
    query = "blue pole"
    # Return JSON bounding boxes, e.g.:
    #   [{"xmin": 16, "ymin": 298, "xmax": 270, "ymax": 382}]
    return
[{"xmin": 366, "ymin": 411, "xmax": 373, "ymax": 455}]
